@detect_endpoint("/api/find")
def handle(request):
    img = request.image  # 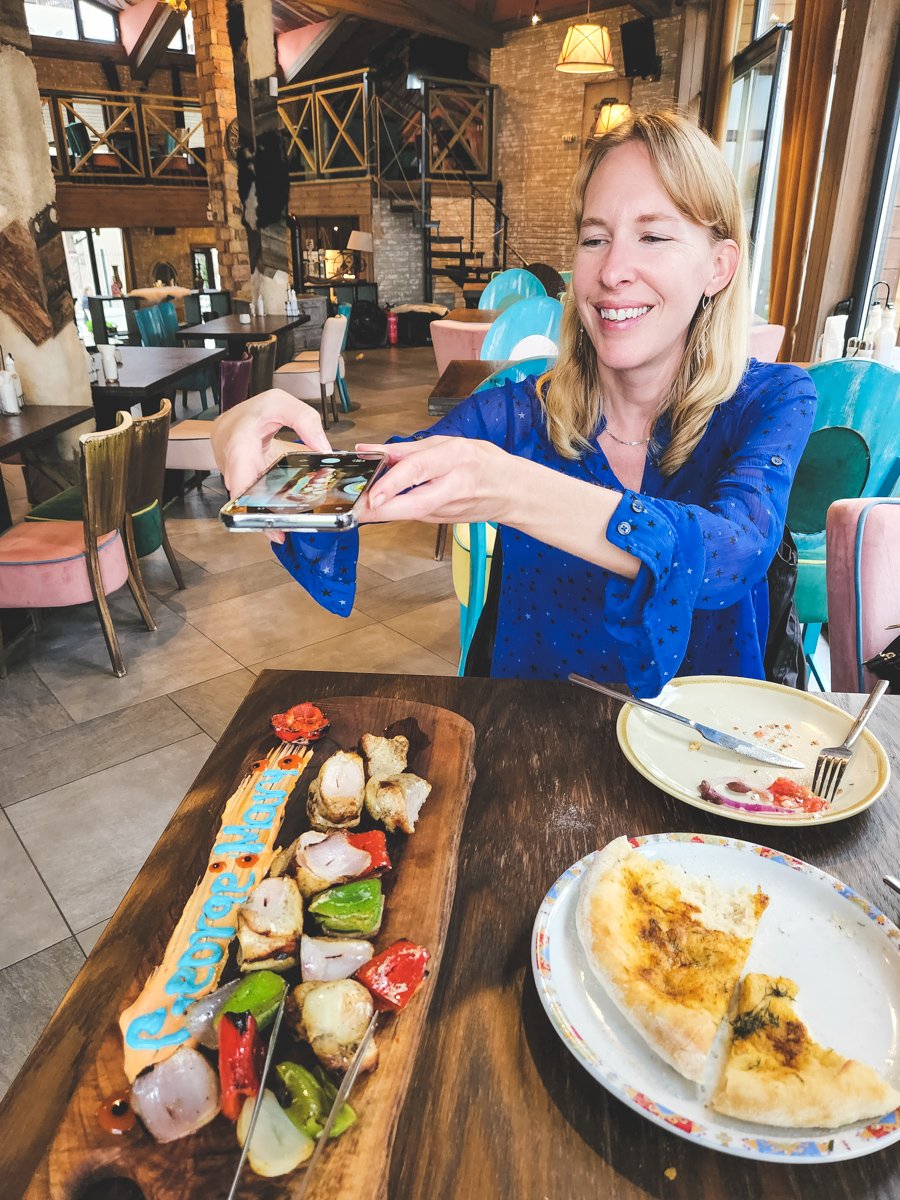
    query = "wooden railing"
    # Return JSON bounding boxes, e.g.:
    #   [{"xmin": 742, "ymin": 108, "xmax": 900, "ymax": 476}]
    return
[
  {"xmin": 40, "ymin": 73, "xmax": 495, "ymax": 189},
  {"xmin": 278, "ymin": 69, "xmax": 374, "ymax": 181},
  {"xmin": 40, "ymin": 88, "xmax": 208, "ymax": 186}
]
